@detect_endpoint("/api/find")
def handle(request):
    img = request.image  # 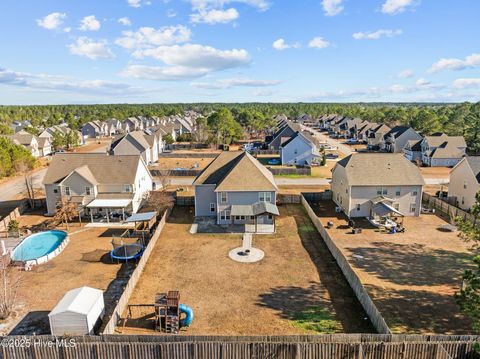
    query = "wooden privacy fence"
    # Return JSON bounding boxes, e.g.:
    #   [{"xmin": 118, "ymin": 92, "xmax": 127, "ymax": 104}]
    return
[
  {"xmin": 301, "ymin": 195, "xmax": 391, "ymax": 334},
  {"xmin": 159, "ymin": 152, "xmax": 219, "ymax": 158},
  {"xmin": 150, "ymin": 169, "xmax": 201, "ymax": 177},
  {"xmin": 175, "ymin": 195, "xmax": 195, "ymax": 206},
  {"xmin": 166, "ymin": 143, "xmax": 210, "ymax": 150},
  {"xmin": 251, "ymin": 149, "xmax": 280, "ymax": 155},
  {"xmin": 101, "ymin": 208, "xmax": 171, "ymax": 334},
  {"xmin": 1, "ymin": 335, "xmax": 478, "ymax": 359},
  {"xmin": 0, "ymin": 198, "xmax": 45, "ymax": 232},
  {"xmin": 423, "ymin": 193, "xmax": 479, "ymax": 226},
  {"xmin": 268, "ymin": 167, "xmax": 312, "ymax": 176}
]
